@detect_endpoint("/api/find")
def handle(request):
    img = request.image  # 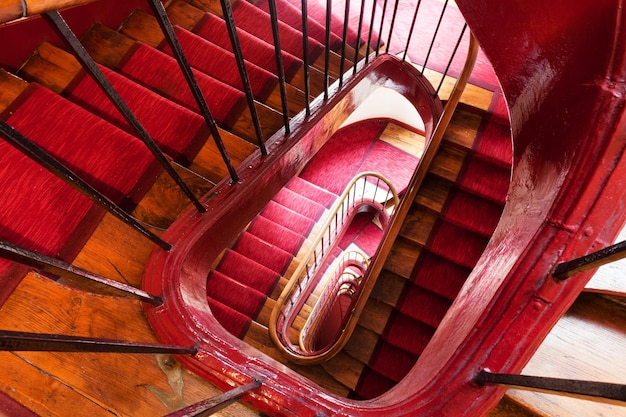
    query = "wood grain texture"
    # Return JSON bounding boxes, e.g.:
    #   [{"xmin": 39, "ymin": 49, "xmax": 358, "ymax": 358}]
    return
[{"xmin": 506, "ymin": 293, "xmax": 626, "ymax": 416}]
